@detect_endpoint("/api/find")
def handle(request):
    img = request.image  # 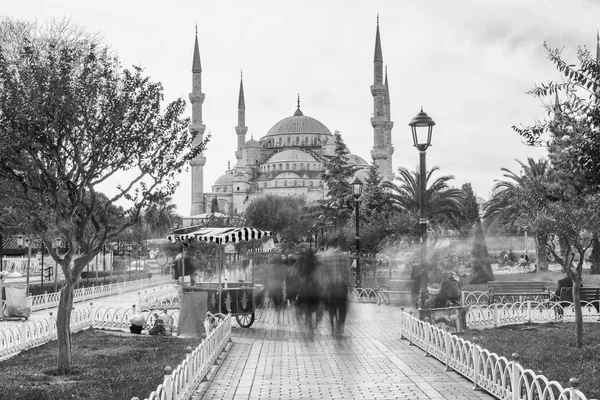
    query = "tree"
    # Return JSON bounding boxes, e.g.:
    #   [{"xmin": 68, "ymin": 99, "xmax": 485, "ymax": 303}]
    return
[
  {"xmin": 320, "ymin": 131, "xmax": 359, "ymax": 226},
  {"xmin": 484, "ymin": 158, "xmax": 553, "ymax": 271},
  {"xmin": 361, "ymin": 162, "xmax": 392, "ymax": 218},
  {"xmin": 210, "ymin": 197, "xmax": 219, "ymax": 213},
  {"xmin": 383, "ymin": 166, "xmax": 465, "ymax": 242},
  {"xmin": 244, "ymin": 195, "xmax": 308, "ymax": 247},
  {"xmin": 143, "ymin": 196, "xmax": 177, "ymax": 238},
  {"xmin": 469, "ymin": 219, "xmax": 495, "ymax": 284},
  {"xmin": 511, "ymin": 39, "xmax": 600, "ymax": 347},
  {"xmin": 0, "ymin": 19, "xmax": 208, "ymax": 373}
]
